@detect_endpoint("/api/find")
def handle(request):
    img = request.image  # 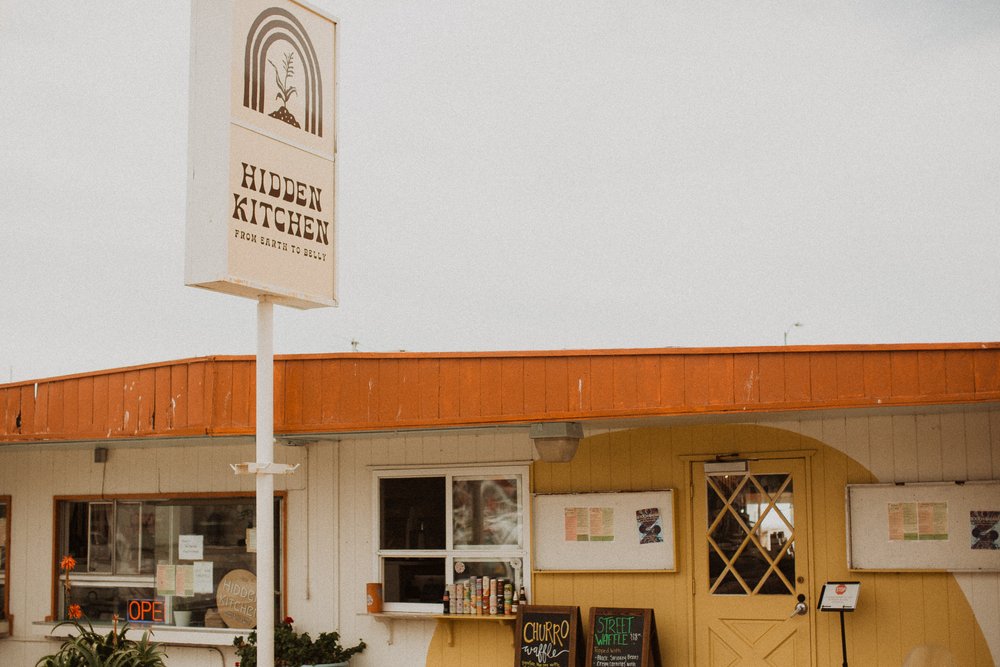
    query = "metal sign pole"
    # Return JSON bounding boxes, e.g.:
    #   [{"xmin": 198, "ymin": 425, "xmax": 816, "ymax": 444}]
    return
[{"xmin": 256, "ymin": 297, "xmax": 275, "ymax": 667}]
